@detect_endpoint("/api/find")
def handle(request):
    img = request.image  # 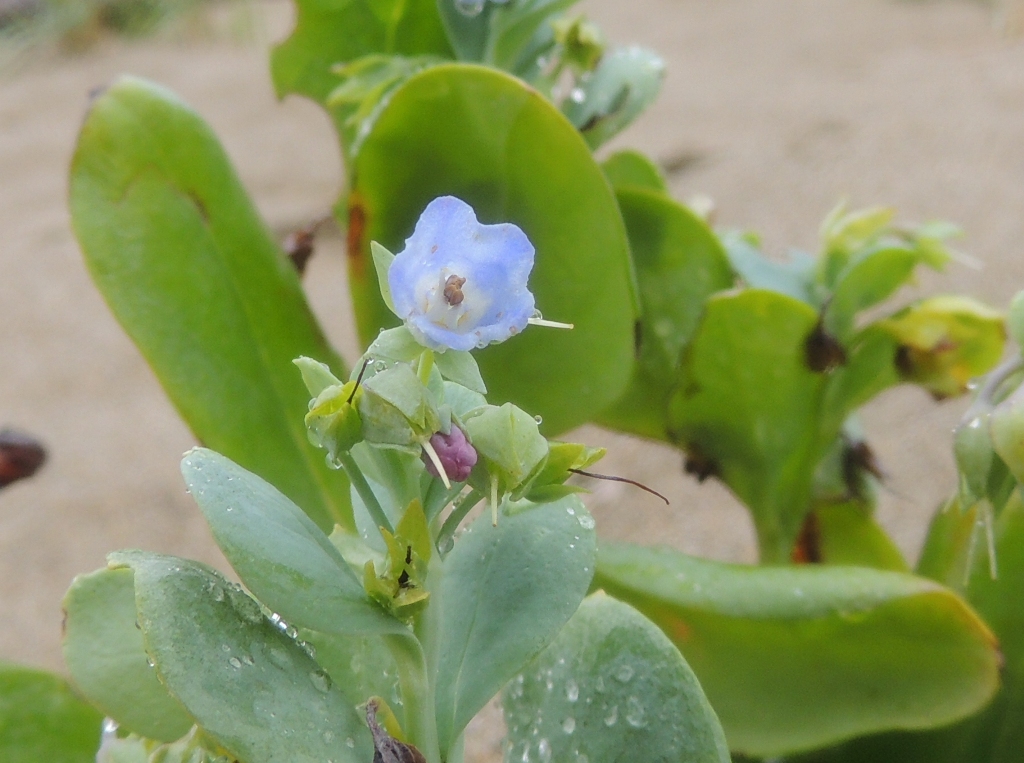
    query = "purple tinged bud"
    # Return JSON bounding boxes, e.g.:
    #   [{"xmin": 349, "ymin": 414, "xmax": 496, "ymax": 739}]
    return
[{"xmin": 423, "ymin": 426, "xmax": 478, "ymax": 483}]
